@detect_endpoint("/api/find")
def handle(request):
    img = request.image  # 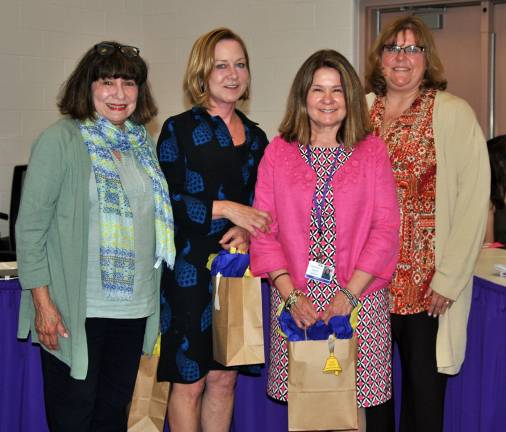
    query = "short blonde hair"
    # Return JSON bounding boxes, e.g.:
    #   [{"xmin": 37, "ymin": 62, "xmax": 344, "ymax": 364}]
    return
[
  {"xmin": 184, "ymin": 28, "xmax": 250, "ymax": 107},
  {"xmin": 365, "ymin": 16, "xmax": 447, "ymax": 96},
  {"xmin": 279, "ymin": 50, "xmax": 370, "ymax": 148}
]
